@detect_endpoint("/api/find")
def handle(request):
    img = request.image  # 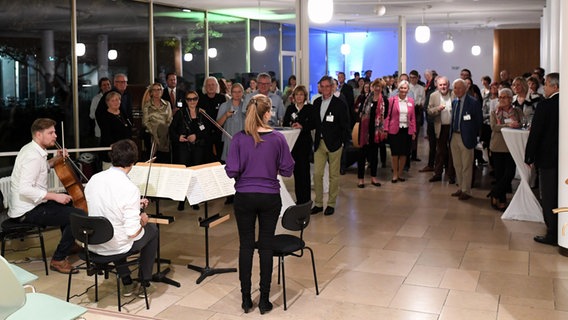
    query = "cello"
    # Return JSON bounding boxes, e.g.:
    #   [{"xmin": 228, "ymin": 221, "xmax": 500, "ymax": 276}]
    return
[{"xmin": 53, "ymin": 140, "xmax": 89, "ymax": 213}]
